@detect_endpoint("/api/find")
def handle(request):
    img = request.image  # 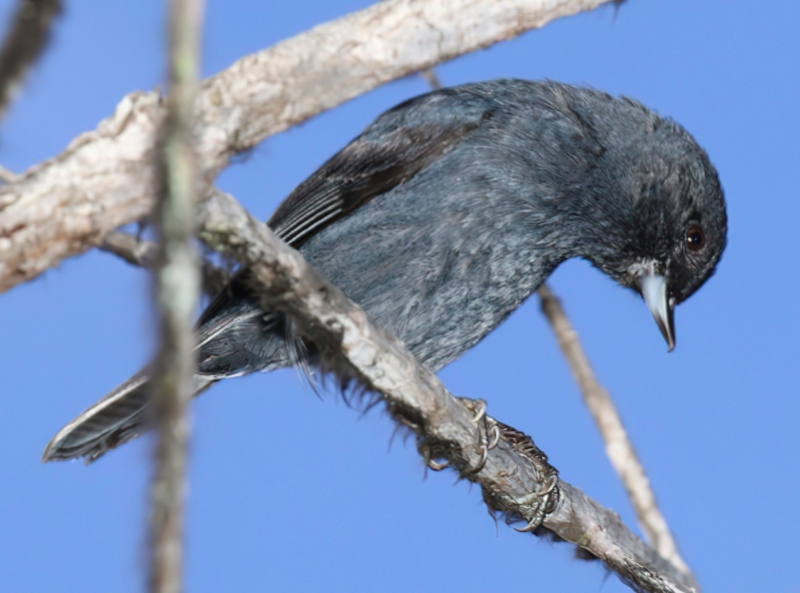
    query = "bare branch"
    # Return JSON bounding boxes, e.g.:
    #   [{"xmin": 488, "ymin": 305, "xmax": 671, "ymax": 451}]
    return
[
  {"xmin": 537, "ymin": 285, "xmax": 693, "ymax": 580},
  {"xmin": 100, "ymin": 231, "xmax": 157, "ymax": 267},
  {"xmin": 148, "ymin": 0, "xmax": 203, "ymax": 592},
  {"xmin": 0, "ymin": 0, "xmax": 62, "ymax": 120},
  {"xmin": 100, "ymin": 231, "xmax": 229, "ymax": 297},
  {"xmin": 0, "ymin": 164, "xmax": 20, "ymax": 183},
  {"xmin": 0, "ymin": 0, "xmax": 617, "ymax": 294},
  {"xmin": 194, "ymin": 188, "xmax": 699, "ymax": 593}
]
